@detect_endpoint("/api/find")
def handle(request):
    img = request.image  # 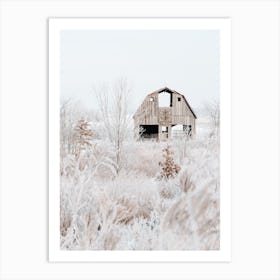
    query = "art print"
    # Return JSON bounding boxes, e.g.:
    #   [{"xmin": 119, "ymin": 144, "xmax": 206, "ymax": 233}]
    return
[{"xmin": 49, "ymin": 18, "xmax": 231, "ymax": 261}]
